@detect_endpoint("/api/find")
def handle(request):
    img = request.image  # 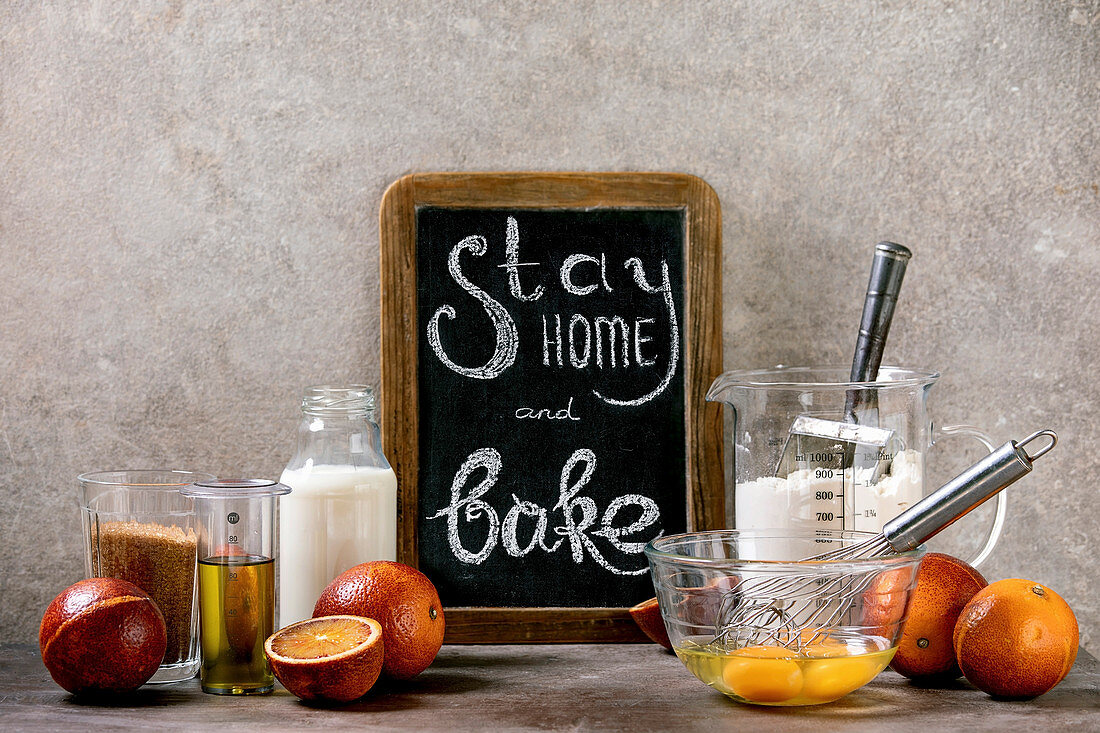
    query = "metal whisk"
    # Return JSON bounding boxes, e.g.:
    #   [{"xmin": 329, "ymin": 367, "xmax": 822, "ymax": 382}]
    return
[{"xmin": 713, "ymin": 429, "xmax": 1057, "ymax": 650}]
